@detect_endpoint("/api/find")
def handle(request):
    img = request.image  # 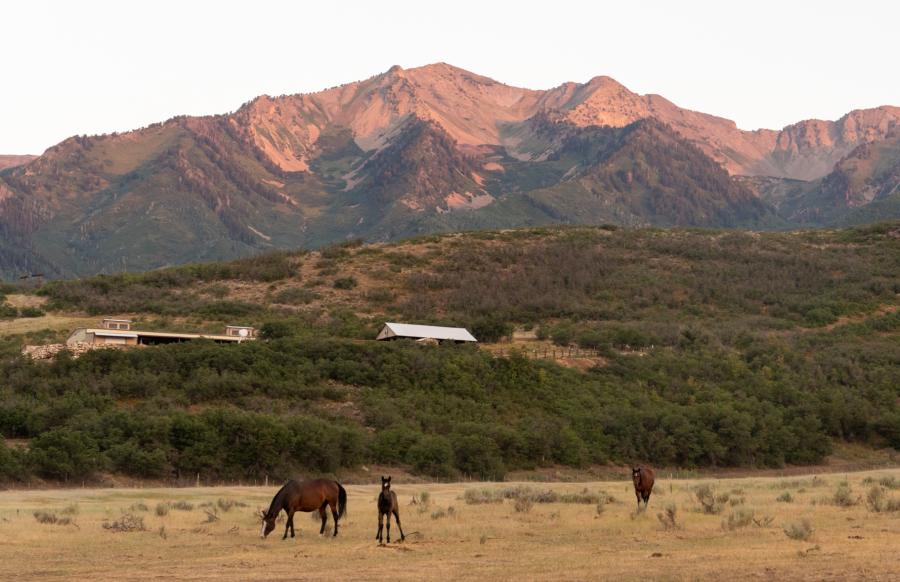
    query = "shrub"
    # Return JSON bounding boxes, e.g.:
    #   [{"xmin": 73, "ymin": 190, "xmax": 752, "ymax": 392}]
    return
[
  {"xmin": 407, "ymin": 435, "xmax": 454, "ymax": 479},
  {"xmin": 514, "ymin": 497, "xmax": 533, "ymax": 513},
  {"xmin": 862, "ymin": 475, "xmax": 899, "ymax": 490},
  {"xmin": 783, "ymin": 518, "xmax": 813, "ymax": 541},
  {"xmin": 657, "ymin": 503, "xmax": 679, "ymax": 531},
  {"xmin": 271, "ymin": 288, "xmax": 318, "ymax": 305},
  {"xmin": 33, "ymin": 511, "xmax": 59, "ymax": 524},
  {"xmin": 155, "ymin": 503, "xmax": 169, "ymax": 516},
  {"xmin": 470, "ymin": 316, "xmax": 513, "ymax": 343},
  {"xmin": 804, "ymin": 307, "xmax": 836, "ymax": 327},
  {"xmin": 430, "ymin": 505, "xmax": 455, "ymax": 520},
  {"xmin": 451, "ymin": 434, "xmax": 506, "ymax": 480},
  {"xmin": 776, "ymin": 492, "xmax": 794, "ymax": 503},
  {"xmin": 832, "ymin": 482, "xmax": 858, "ymax": 507},
  {"xmin": 722, "ymin": 507, "xmax": 755, "ymax": 530},
  {"xmin": 217, "ymin": 498, "xmax": 246, "ymax": 512},
  {"xmin": 18, "ymin": 306, "xmax": 45, "ymax": 318},
  {"xmin": 371, "ymin": 426, "xmax": 422, "ymax": 465},
  {"xmin": 103, "ymin": 513, "xmax": 146, "ymax": 532},
  {"xmin": 463, "ymin": 489, "xmax": 504, "ymax": 505},
  {"xmin": 333, "ymin": 277, "xmax": 358, "ymax": 290},
  {"xmin": 695, "ymin": 484, "xmax": 726, "ymax": 514},
  {"xmin": 865, "ymin": 486, "xmax": 900, "ymax": 513},
  {"xmin": 27, "ymin": 428, "xmax": 101, "ymax": 481},
  {"xmin": 259, "ymin": 320, "xmax": 296, "ymax": 339},
  {"xmin": 171, "ymin": 500, "xmax": 194, "ymax": 511}
]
